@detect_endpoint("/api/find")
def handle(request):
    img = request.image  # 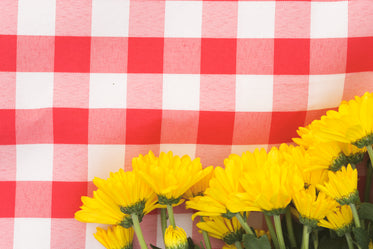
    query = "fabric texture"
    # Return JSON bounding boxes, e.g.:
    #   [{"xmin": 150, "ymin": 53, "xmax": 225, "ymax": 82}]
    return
[{"xmin": 0, "ymin": 0, "xmax": 373, "ymax": 248}]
